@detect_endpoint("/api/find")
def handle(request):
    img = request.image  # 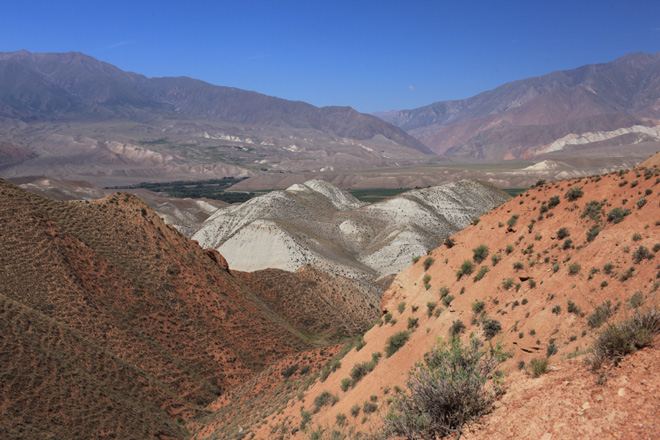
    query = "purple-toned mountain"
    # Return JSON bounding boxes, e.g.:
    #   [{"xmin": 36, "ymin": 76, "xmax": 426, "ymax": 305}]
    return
[
  {"xmin": 0, "ymin": 50, "xmax": 430, "ymax": 185},
  {"xmin": 376, "ymin": 52, "xmax": 660, "ymax": 160}
]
